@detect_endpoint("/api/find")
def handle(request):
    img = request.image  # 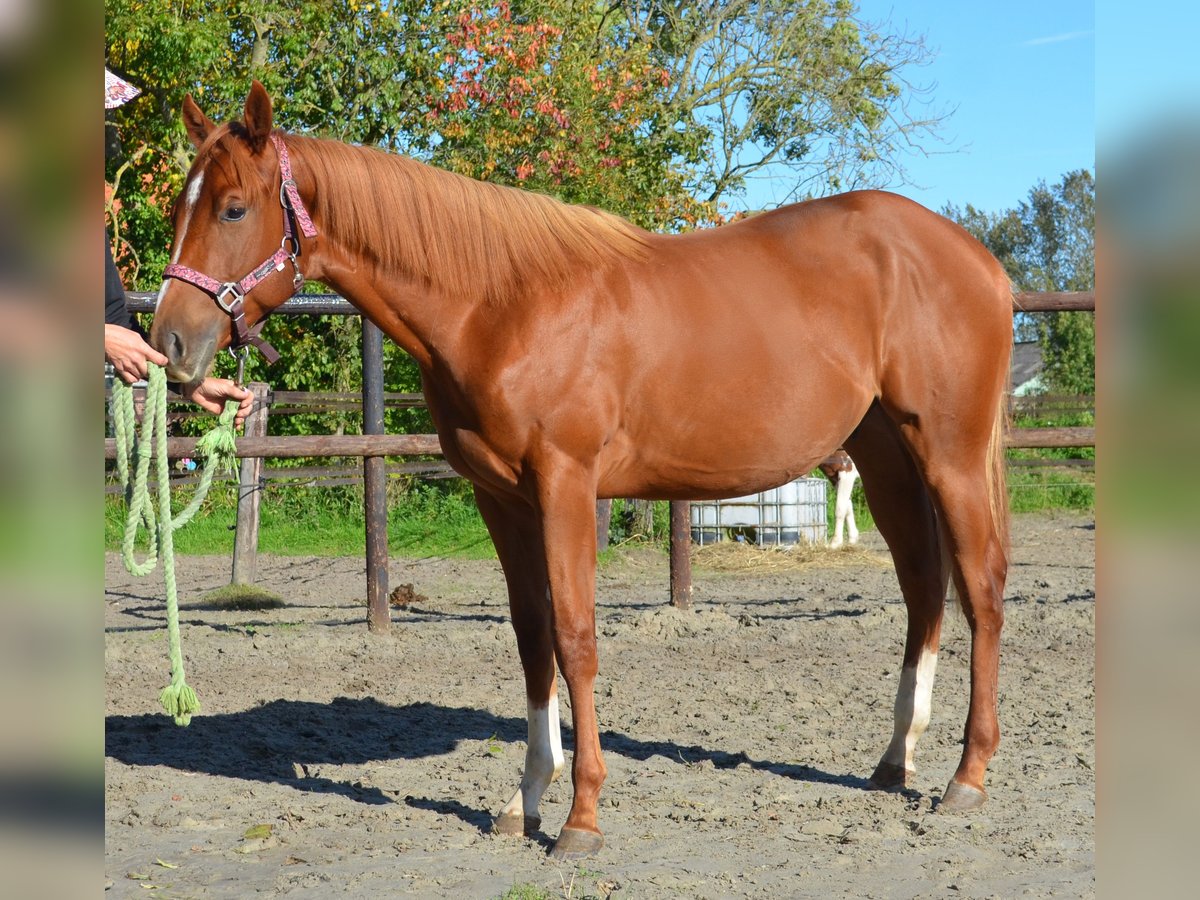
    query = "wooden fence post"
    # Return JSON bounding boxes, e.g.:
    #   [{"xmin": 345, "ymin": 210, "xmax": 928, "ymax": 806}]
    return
[
  {"xmin": 231, "ymin": 382, "xmax": 270, "ymax": 586},
  {"xmin": 669, "ymin": 500, "xmax": 692, "ymax": 609},
  {"xmin": 362, "ymin": 321, "xmax": 390, "ymax": 633}
]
